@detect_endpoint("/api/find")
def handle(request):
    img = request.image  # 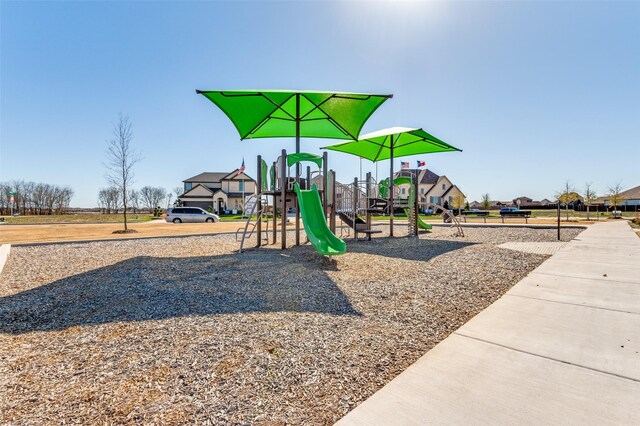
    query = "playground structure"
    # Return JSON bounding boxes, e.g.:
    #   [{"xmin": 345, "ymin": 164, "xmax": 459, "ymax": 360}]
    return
[
  {"xmin": 237, "ymin": 150, "xmax": 347, "ymax": 255},
  {"xmin": 237, "ymin": 154, "xmax": 463, "ymax": 255},
  {"xmin": 197, "ymin": 90, "xmax": 464, "ymax": 255},
  {"xmin": 335, "ymin": 171, "xmax": 464, "ymax": 239}
]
